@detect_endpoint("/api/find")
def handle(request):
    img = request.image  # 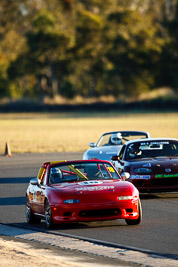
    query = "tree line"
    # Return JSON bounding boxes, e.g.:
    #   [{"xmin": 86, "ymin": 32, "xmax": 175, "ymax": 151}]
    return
[{"xmin": 0, "ymin": 0, "xmax": 178, "ymax": 100}]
